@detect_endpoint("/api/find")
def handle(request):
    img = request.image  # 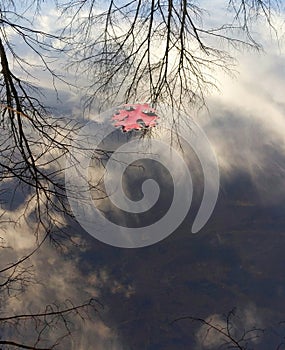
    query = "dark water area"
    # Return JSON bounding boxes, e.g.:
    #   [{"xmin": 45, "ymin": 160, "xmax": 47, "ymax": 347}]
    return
[
  {"xmin": 1, "ymin": 106, "xmax": 284, "ymax": 348},
  {"xmin": 70, "ymin": 131, "xmax": 285, "ymax": 350},
  {"xmin": 4, "ymin": 95, "xmax": 281, "ymax": 348}
]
